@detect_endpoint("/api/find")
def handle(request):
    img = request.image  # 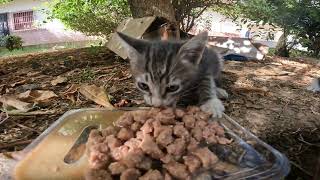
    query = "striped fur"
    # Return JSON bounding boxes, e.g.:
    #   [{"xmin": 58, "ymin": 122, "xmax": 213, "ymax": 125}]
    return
[{"xmin": 116, "ymin": 32, "xmax": 226, "ymax": 117}]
